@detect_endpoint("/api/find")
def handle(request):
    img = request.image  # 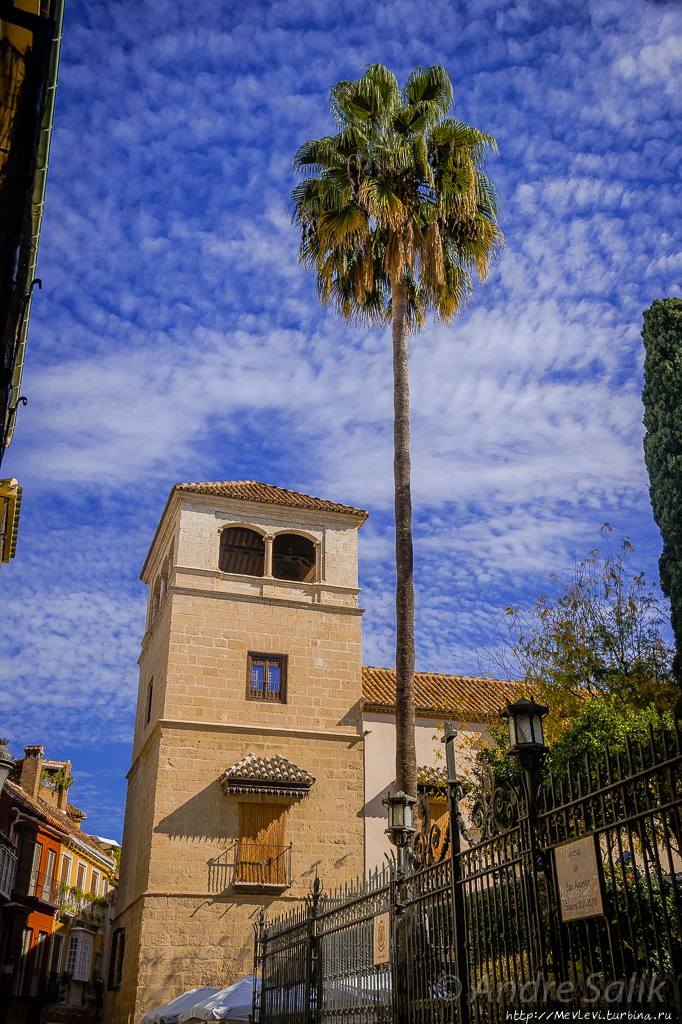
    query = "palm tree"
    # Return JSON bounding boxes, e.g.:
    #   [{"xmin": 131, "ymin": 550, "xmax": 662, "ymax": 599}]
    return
[{"xmin": 291, "ymin": 64, "xmax": 503, "ymax": 797}]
